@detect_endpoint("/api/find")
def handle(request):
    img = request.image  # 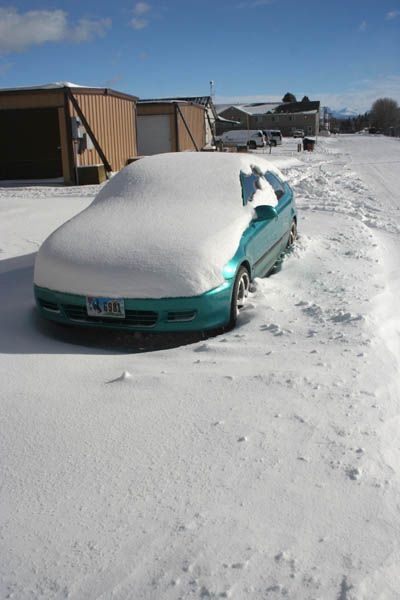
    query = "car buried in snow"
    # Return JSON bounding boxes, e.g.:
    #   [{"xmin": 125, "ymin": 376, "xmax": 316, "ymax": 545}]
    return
[{"xmin": 34, "ymin": 153, "xmax": 297, "ymax": 332}]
